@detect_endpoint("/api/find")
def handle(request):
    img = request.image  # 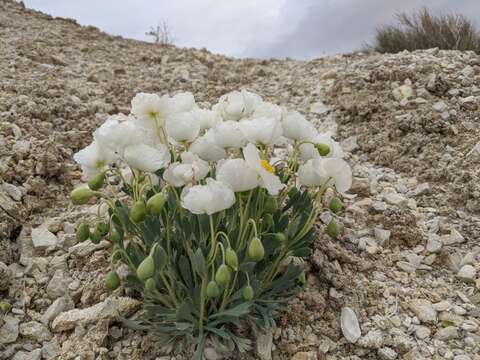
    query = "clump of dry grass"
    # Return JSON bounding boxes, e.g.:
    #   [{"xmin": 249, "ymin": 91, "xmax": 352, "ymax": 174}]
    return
[{"xmin": 374, "ymin": 7, "xmax": 480, "ymax": 54}]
